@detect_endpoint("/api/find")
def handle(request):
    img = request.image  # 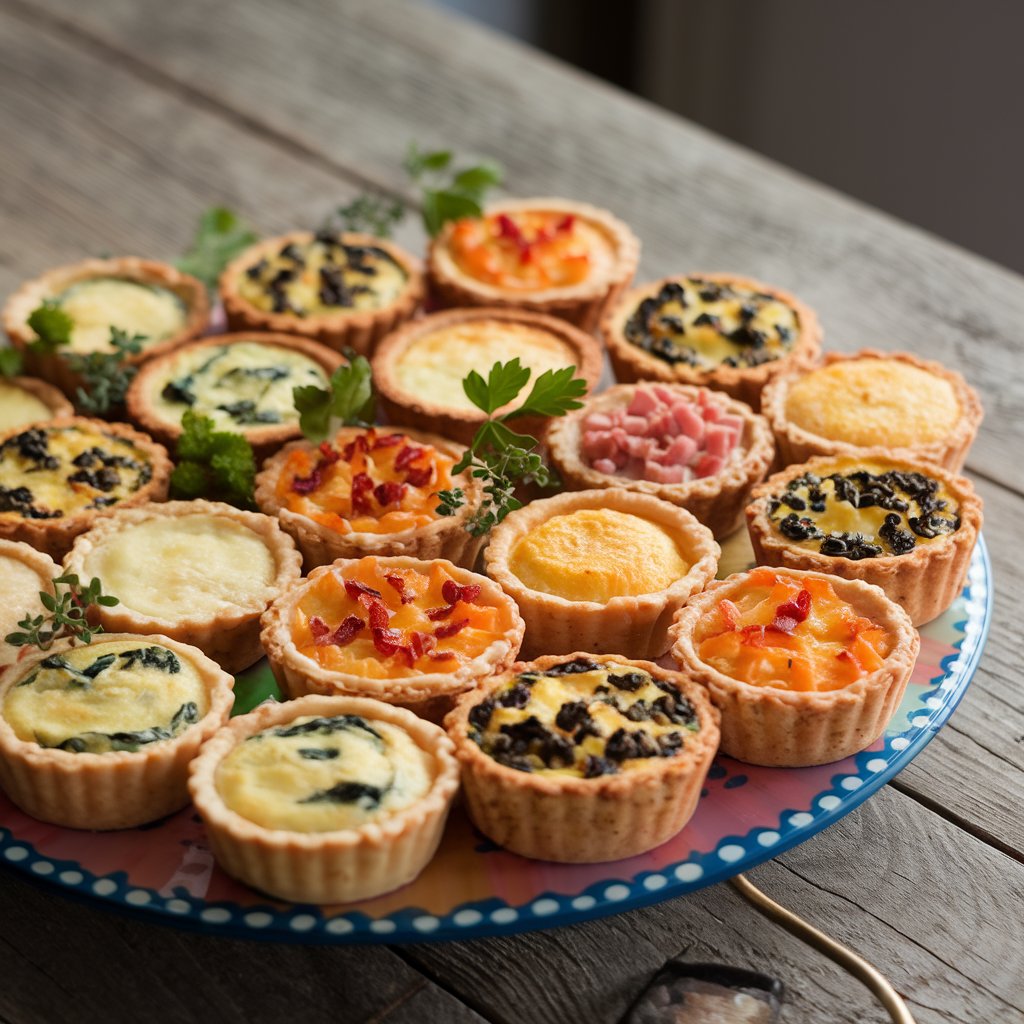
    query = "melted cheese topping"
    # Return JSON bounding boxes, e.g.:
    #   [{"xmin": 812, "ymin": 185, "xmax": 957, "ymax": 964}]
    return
[
  {"xmin": 292, "ymin": 557, "xmax": 513, "ymax": 679},
  {"xmin": 469, "ymin": 658, "xmax": 700, "ymax": 777},
  {"xmin": 0, "ymin": 382, "xmax": 52, "ymax": 432},
  {"xmin": 148, "ymin": 341, "xmax": 328, "ymax": 431},
  {"xmin": 0, "ymin": 556, "xmax": 48, "ymax": 669},
  {"xmin": 695, "ymin": 569, "xmax": 892, "ymax": 691},
  {"xmin": 57, "ymin": 279, "xmax": 187, "ymax": 355},
  {"xmin": 785, "ymin": 360, "xmax": 959, "ymax": 446},
  {"xmin": 275, "ymin": 428, "xmax": 454, "ymax": 536},
  {"xmin": 5, "ymin": 639, "xmax": 207, "ymax": 752},
  {"xmin": 215, "ymin": 714, "xmax": 435, "ymax": 832},
  {"xmin": 238, "ymin": 238, "xmax": 407, "ymax": 317},
  {"xmin": 394, "ymin": 322, "xmax": 577, "ymax": 412},
  {"xmin": 79, "ymin": 513, "xmax": 275, "ymax": 620},
  {"xmin": 624, "ymin": 278, "xmax": 798, "ymax": 369},
  {"xmin": 508, "ymin": 508, "xmax": 690, "ymax": 602},
  {"xmin": 0, "ymin": 425, "xmax": 152, "ymax": 519}
]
